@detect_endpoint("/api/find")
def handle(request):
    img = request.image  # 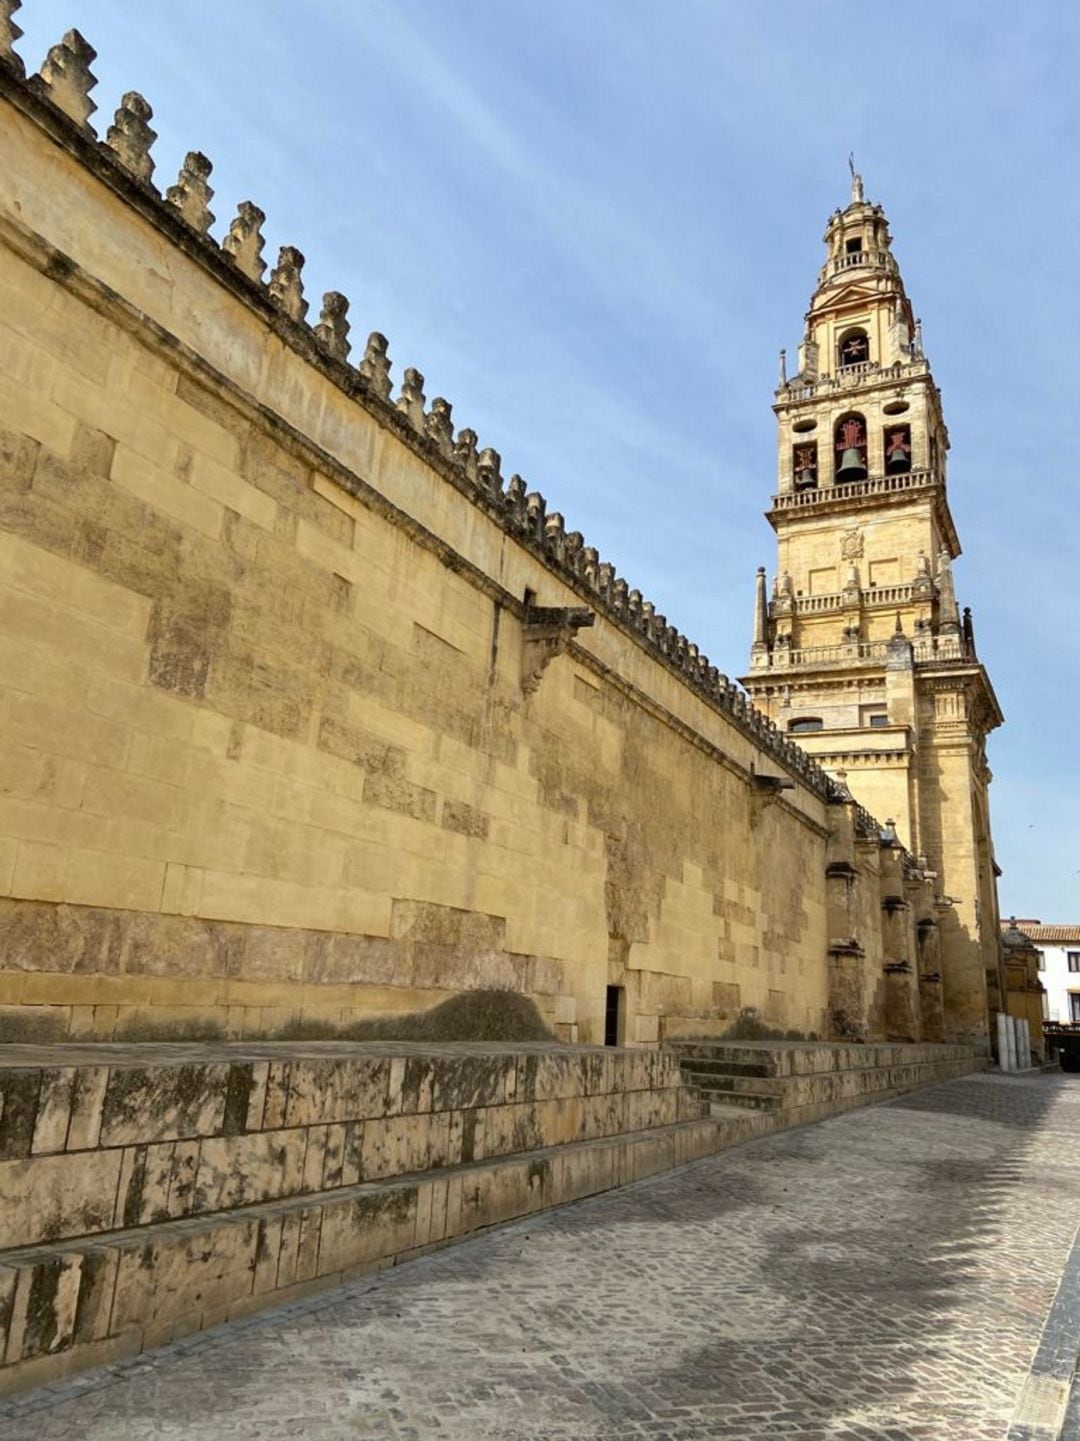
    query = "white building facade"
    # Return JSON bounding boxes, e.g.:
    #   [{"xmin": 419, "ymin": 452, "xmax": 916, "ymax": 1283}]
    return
[{"xmin": 1014, "ymin": 924, "xmax": 1080, "ymax": 1024}]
